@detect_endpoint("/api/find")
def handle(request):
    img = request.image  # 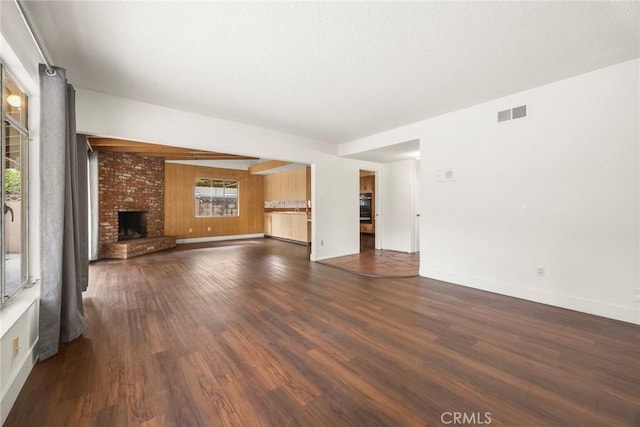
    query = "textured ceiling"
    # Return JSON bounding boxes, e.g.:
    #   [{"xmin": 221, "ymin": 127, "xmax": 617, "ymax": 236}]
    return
[{"xmin": 24, "ymin": 1, "xmax": 640, "ymax": 143}]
